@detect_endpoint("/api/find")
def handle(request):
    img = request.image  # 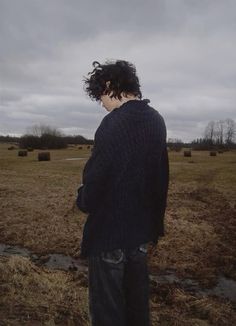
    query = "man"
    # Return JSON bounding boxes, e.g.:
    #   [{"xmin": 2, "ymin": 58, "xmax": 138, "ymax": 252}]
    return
[{"xmin": 76, "ymin": 60, "xmax": 169, "ymax": 326}]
